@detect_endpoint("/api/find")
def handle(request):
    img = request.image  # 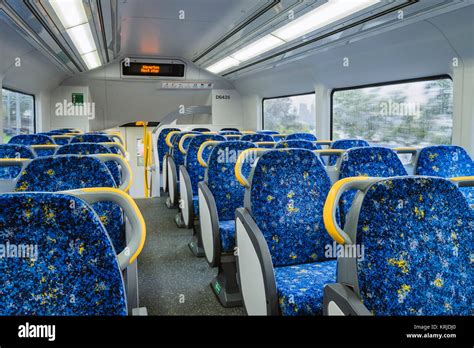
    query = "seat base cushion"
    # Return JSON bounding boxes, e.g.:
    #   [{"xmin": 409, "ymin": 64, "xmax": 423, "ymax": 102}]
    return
[
  {"xmin": 274, "ymin": 260, "xmax": 337, "ymax": 316},
  {"xmin": 219, "ymin": 220, "xmax": 235, "ymax": 252}
]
